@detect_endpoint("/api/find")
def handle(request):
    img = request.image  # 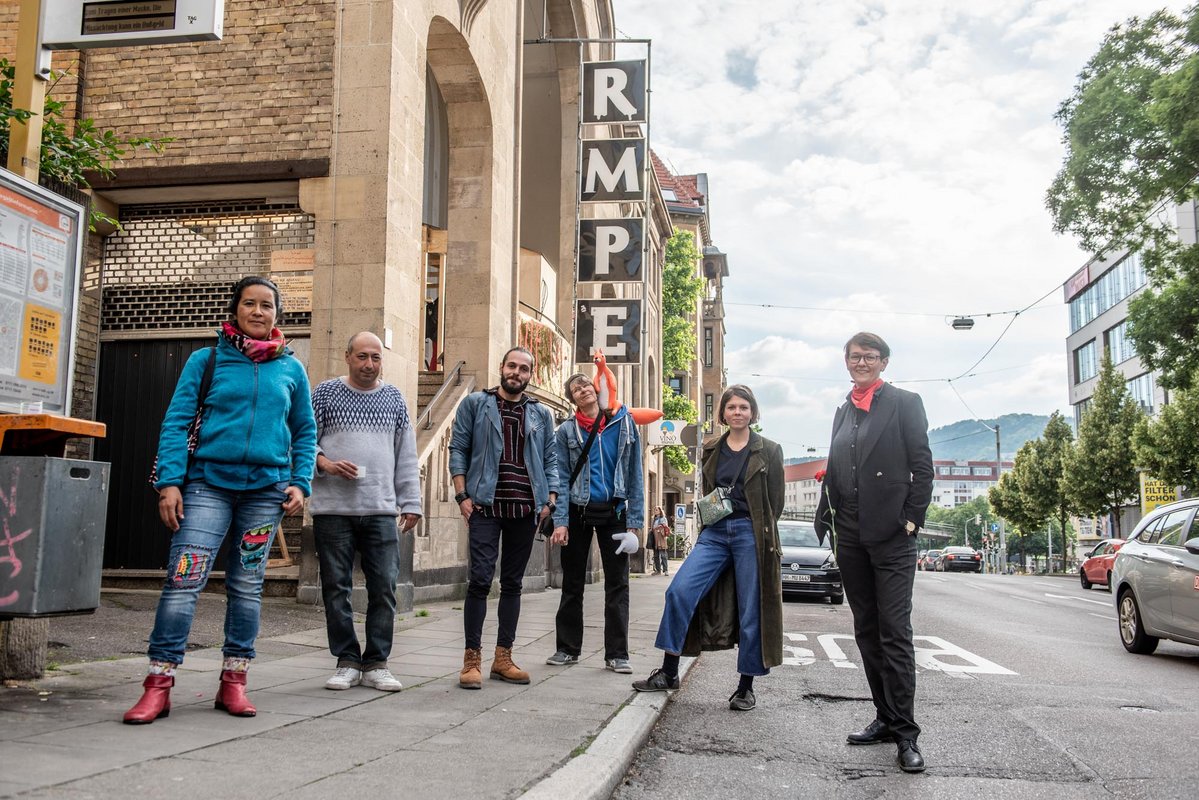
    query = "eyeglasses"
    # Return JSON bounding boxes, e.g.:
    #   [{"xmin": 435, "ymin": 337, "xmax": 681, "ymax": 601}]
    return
[{"xmin": 847, "ymin": 354, "xmax": 882, "ymax": 364}]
